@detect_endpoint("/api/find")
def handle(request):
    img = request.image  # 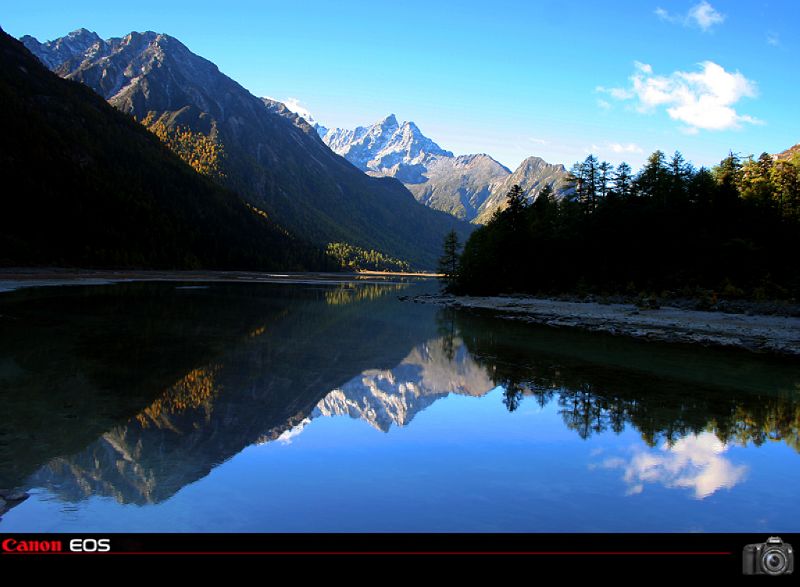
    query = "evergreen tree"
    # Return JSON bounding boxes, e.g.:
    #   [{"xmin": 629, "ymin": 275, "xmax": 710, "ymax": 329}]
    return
[
  {"xmin": 713, "ymin": 151, "xmax": 743, "ymax": 213},
  {"xmin": 598, "ymin": 161, "xmax": 613, "ymax": 201},
  {"xmin": 688, "ymin": 167, "xmax": 716, "ymax": 208},
  {"xmin": 569, "ymin": 161, "xmax": 586, "ymax": 204},
  {"xmin": 583, "ymin": 154, "xmax": 599, "ymax": 210},
  {"xmin": 504, "ymin": 184, "xmax": 528, "ymax": 218},
  {"xmin": 740, "ymin": 153, "xmax": 774, "ymax": 206},
  {"xmin": 667, "ymin": 150, "xmax": 692, "ymax": 206},
  {"xmin": 613, "ymin": 162, "xmax": 633, "ymax": 199},
  {"xmin": 636, "ymin": 150, "xmax": 669, "ymax": 202},
  {"xmin": 452, "ymin": 147, "xmax": 799, "ymax": 300},
  {"xmin": 438, "ymin": 230, "xmax": 461, "ymax": 289},
  {"xmin": 771, "ymin": 159, "xmax": 800, "ymax": 218}
]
